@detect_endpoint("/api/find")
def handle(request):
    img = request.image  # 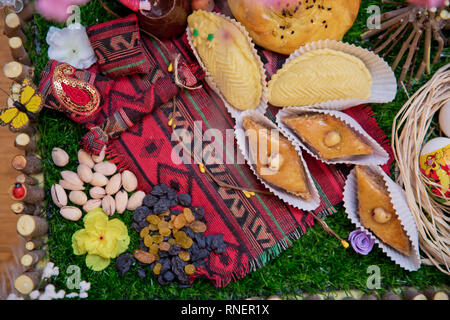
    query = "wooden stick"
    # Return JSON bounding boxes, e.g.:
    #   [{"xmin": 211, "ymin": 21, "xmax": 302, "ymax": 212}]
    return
[
  {"xmin": 4, "ymin": 13, "xmax": 26, "ymax": 42},
  {"xmin": 8, "ymin": 37, "xmax": 31, "ymax": 66},
  {"xmin": 3, "ymin": 61, "xmax": 34, "ymax": 83},
  {"xmin": 20, "ymin": 249, "xmax": 46, "ymax": 268},
  {"xmin": 11, "ymin": 202, "xmax": 39, "ymax": 215},
  {"xmin": 25, "ymin": 238, "xmax": 46, "ymax": 251},
  {"xmin": 424, "ymin": 289, "xmax": 449, "ymax": 300},
  {"xmin": 14, "ymin": 133, "xmax": 37, "ymax": 153},
  {"xmin": 403, "ymin": 288, "xmax": 427, "ymax": 300},
  {"xmin": 12, "ymin": 154, "xmax": 42, "ymax": 175},
  {"xmin": 14, "ymin": 271, "xmax": 42, "ymax": 295},
  {"xmin": 16, "ymin": 215, "xmax": 48, "ymax": 238},
  {"xmin": 9, "ymin": 182, "xmax": 45, "ymax": 204},
  {"xmin": 16, "ymin": 173, "xmax": 39, "ymax": 186}
]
